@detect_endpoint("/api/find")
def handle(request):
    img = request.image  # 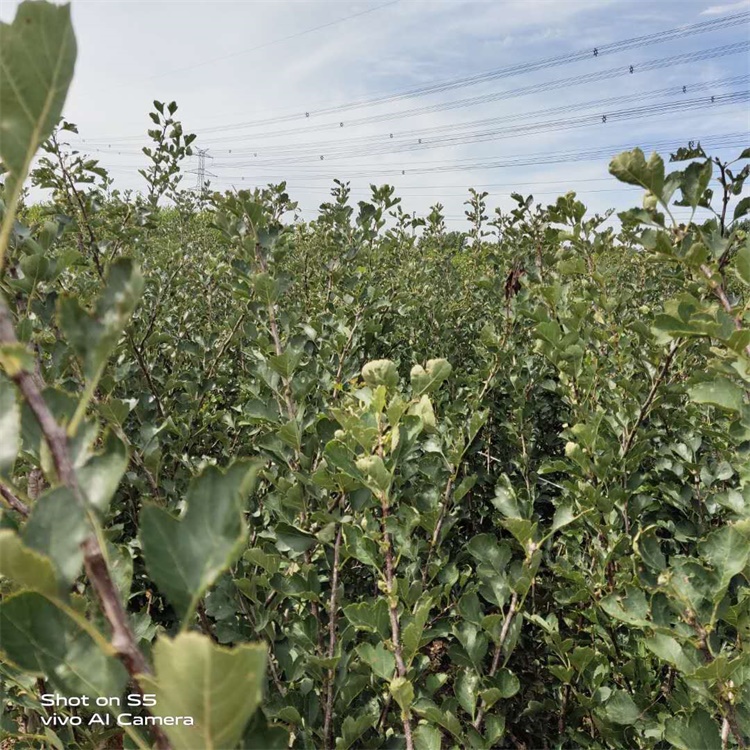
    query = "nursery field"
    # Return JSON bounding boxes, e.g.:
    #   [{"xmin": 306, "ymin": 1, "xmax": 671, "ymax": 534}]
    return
[{"xmin": 0, "ymin": 3, "xmax": 749, "ymax": 749}]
